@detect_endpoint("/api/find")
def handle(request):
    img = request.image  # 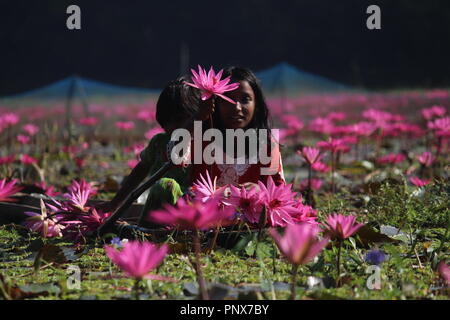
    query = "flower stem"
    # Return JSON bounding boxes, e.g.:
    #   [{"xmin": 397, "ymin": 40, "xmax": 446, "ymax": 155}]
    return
[
  {"xmin": 193, "ymin": 231, "xmax": 209, "ymax": 300},
  {"xmin": 133, "ymin": 279, "xmax": 140, "ymax": 300},
  {"xmin": 331, "ymin": 154, "xmax": 336, "ymax": 194},
  {"xmin": 290, "ymin": 264, "xmax": 299, "ymax": 300},
  {"xmin": 307, "ymin": 165, "xmax": 313, "ymax": 205},
  {"xmin": 336, "ymin": 240, "xmax": 342, "ymax": 287},
  {"xmin": 208, "ymin": 226, "xmax": 220, "ymax": 253}
]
